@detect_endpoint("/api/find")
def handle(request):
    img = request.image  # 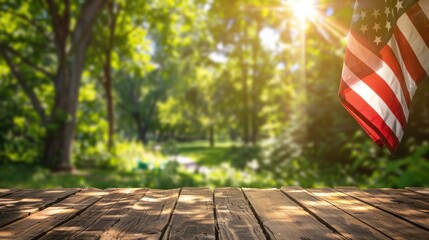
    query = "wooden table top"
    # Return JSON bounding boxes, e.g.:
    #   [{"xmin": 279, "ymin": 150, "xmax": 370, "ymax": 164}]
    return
[{"xmin": 0, "ymin": 187, "xmax": 428, "ymax": 239}]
